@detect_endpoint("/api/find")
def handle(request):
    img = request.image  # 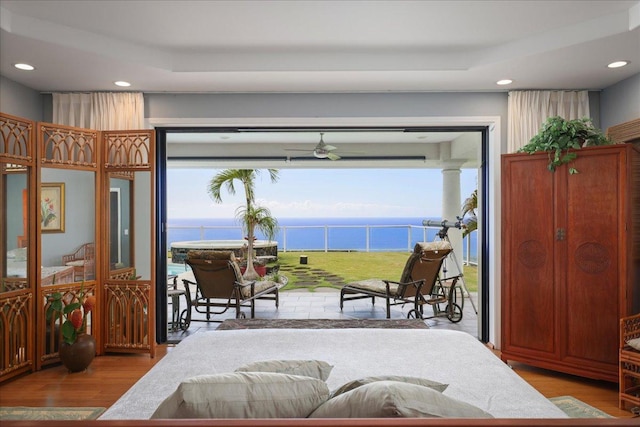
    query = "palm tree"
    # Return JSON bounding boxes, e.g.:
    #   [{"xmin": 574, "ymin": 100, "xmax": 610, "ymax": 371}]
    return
[
  {"xmin": 208, "ymin": 169, "xmax": 279, "ymax": 279},
  {"xmin": 461, "ymin": 189, "xmax": 477, "ymax": 238}
]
